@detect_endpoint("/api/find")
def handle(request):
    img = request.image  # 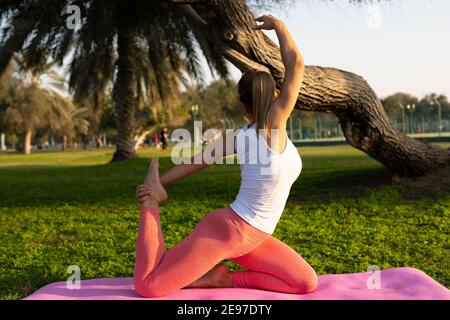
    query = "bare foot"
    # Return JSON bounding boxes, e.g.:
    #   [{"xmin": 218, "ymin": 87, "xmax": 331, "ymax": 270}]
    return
[
  {"xmin": 186, "ymin": 263, "xmax": 232, "ymax": 288},
  {"xmin": 142, "ymin": 158, "xmax": 168, "ymax": 205}
]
